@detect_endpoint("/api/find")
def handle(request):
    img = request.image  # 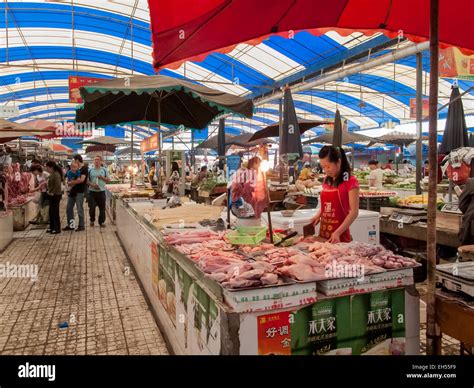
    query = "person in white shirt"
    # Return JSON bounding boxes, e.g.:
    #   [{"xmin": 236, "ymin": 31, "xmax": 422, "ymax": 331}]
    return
[{"xmin": 368, "ymin": 160, "xmax": 384, "ymax": 190}]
